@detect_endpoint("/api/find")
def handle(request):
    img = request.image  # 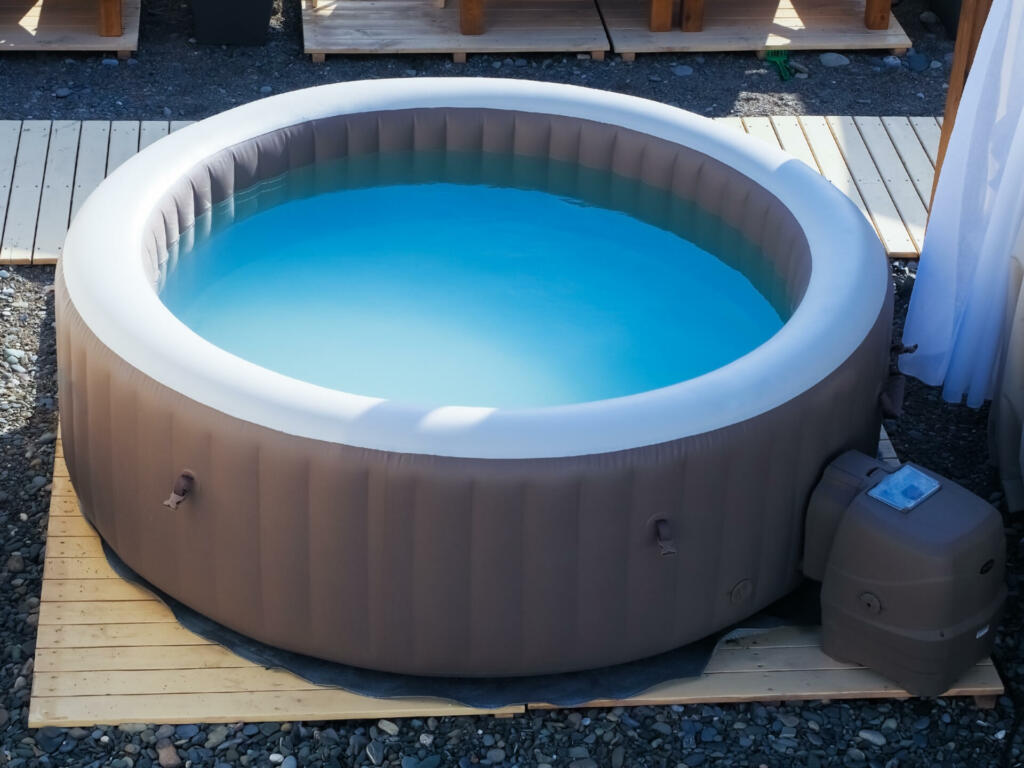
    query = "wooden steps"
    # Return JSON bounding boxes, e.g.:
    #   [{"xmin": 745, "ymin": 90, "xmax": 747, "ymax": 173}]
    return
[
  {"xmin": 0, "ymin": 115, "xmax": 938, "ymax": 266},
  {"xmin": 0, "ymin": 0, "xmax": 139, "ymax": 56},
  {"xmin": 29, "ymin": 435, "xmax": 1002, "ymax": 728},
  {"xmin": 301, "ymin": 0, "xmax": 610, "ymax": 61},
  {"xmin": 601, "ymin": 0, "xmax": 911, "ymax": 59}
]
